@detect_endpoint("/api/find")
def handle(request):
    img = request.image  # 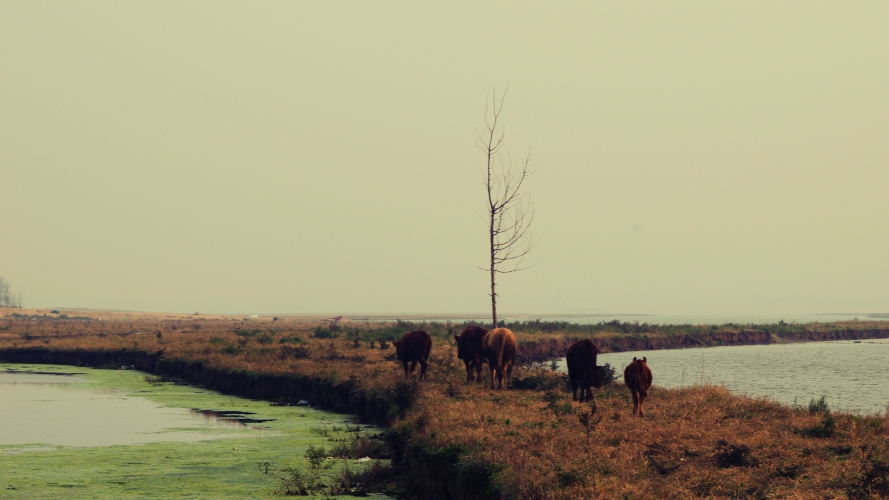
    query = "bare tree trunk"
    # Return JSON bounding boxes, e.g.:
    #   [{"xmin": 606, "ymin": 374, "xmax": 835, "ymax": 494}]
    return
[
  {"xmin": 477, "ymin": 86, "xmax": 537, "ymax": 330},
  {"xmin": 490, "ymin": 209, "xmax": 497, "ymax": 328},
  {"xmin": 0, "ymin": 276, "xmax": 10, "ymax": 307}
]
